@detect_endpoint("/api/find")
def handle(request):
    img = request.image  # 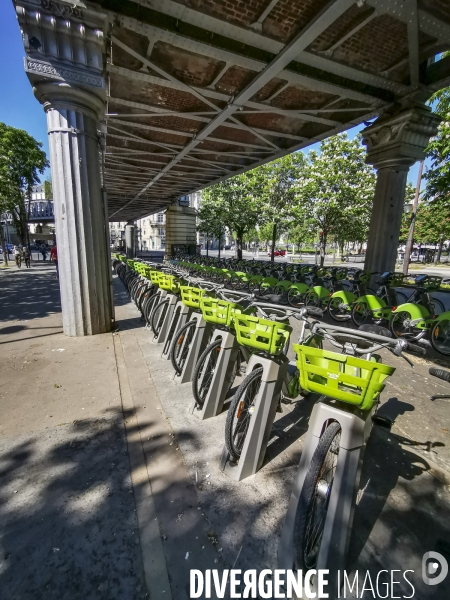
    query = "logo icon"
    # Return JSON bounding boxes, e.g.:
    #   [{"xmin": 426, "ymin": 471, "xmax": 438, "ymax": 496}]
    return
[{"xmin": 422, "ymin": 551, "xmax": 448, "ymax": 585}]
